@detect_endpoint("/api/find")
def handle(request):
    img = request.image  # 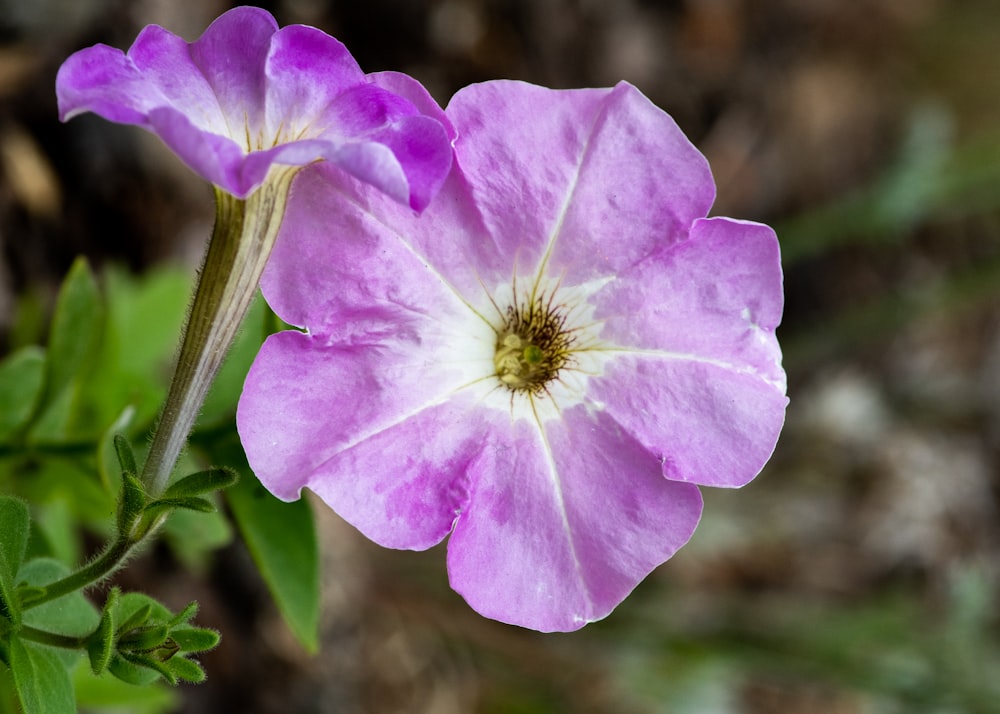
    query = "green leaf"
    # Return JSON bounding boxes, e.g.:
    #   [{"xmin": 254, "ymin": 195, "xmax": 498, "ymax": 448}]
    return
[
  {"xmin": 107, "ymin": 594, "xmax": 172, "ymax": 687},
  {"xmin": 8, "ymin": 638, "xmax": 75, "ymax": 714},
  {"xmin": 117, "ymin": 472, "xmax": 147, "ymax": 536},
  {"xmin": 13, "ymin": 457, "xmax": 114, "ymax": 534},
  {"xmin": 165, "ymin": 656, "xmax": 205, "ymax": 684},
  {"xmin": 18, "ymin": 560, "xmax": 100, "ymax": 670},
  {"xmin": 73, "ymin": 660, "xmax": 177, "ymax": 714},
  {"xmin": 168, "ymin": 601, "xmax": 198, "ymax": 627},
  {"xmin": 228, "ymin": 471, "xmax": 319, "ymax": 653},
  {"xmin": 169, "ymin": 627, "xmax": 219, "ymax": 653},
  {"xmin": 118, "ymin": 624, "xmax": 171, "ymax": 653},
  {"xmin": 27, "ymin": 499, "xmax": 79, "ymax": 566},
  {"xmin": 32, "ymin": 257, "xmax": 103, "ymax": 435},
  {"xmin": 113, "ymin": 434, "xmax": 138, "ymax": 478},
  {"xmin": 87, "ymin": 588, "xmax": 118, "ymax": 675},
  {"xmin": 0, "ymin": 347, "xmax": 45, "ymax": 440},
  {"xmin": 115, "ymin": 593, "xmax": 170, "ymax": 634},
  {"xmin": 79, "ymin": 265, "xmax": 190, "ymax": 433},
  {"xmin": 116, "ymin": 651, "xmax": 176, "ymax": 686},
  {"xmin": 162, "ymin": 467, "xmax": 238, "ymax": 499},
  {"xmin": 0, "ymin": 497, "xmax": 30, "ymax": 627},
  {"xmin": 143, "ymin": 496, "xmax": 215, "ymax": 519}
]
